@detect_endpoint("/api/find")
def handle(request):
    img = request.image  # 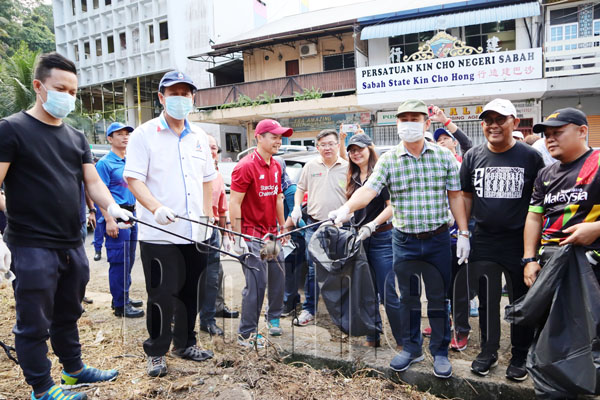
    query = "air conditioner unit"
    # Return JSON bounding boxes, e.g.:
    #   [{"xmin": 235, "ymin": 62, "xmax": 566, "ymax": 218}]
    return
[{"xmin": 299, "ymin": 43, "xmax": 317, "ymax": 58}]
